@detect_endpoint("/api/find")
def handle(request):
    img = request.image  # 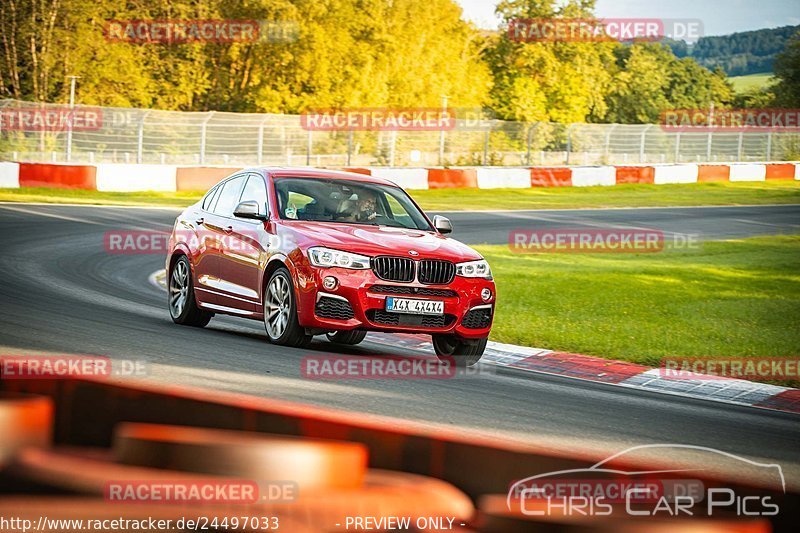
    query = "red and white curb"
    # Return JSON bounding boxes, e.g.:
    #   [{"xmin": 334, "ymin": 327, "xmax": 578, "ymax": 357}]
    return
[
  {"xmin": 366, "ymin": 333, "xmax": 800, "ymax": 416},
  {"xmin": 151, "ymin": 270, "xmax": 799, "ymax": 415}
]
